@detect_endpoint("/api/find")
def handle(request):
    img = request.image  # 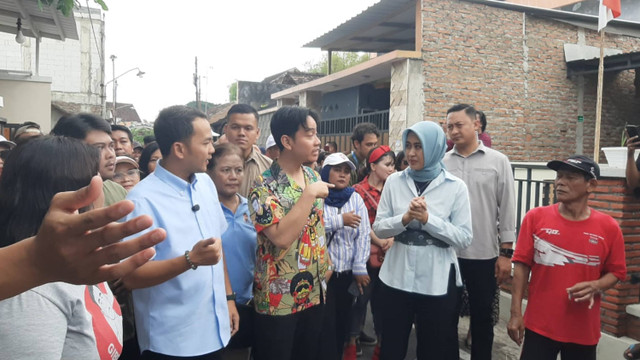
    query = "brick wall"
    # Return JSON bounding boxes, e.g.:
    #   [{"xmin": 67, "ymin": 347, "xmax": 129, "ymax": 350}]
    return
[
  {"xmin": 589, "ymin": 178, "xmax": 639, "ymax": 337},
  {"xmin": 421, "ymin": 0, "xmax": 640, "ymax": 162}
]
